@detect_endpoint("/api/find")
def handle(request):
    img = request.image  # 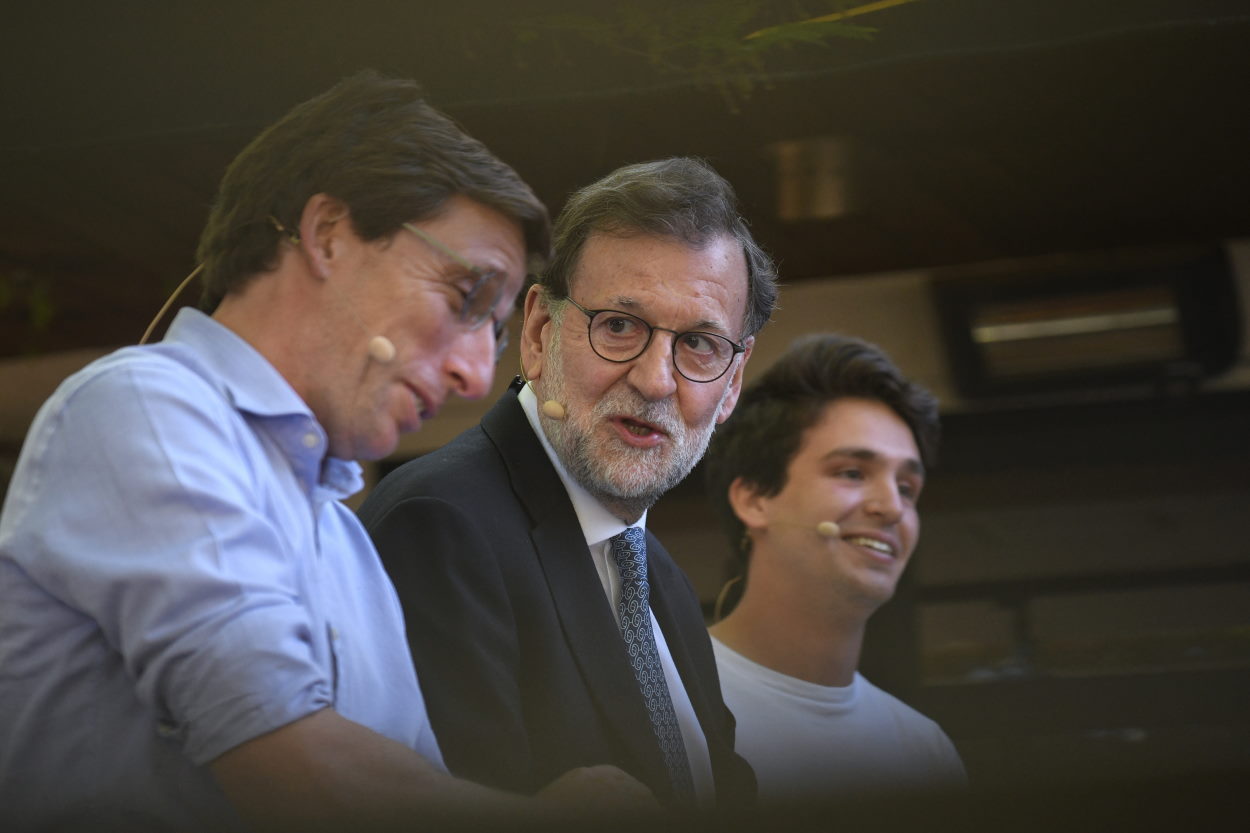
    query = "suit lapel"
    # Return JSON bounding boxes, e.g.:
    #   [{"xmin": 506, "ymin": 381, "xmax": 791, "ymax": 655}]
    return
[
  {"xmin": 480, "ymin": 384, "xmax": 671, "ymax": 789},
  {"xmin": 646, "ymin": 534, "xmax": 715, "ymax": 734}
]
